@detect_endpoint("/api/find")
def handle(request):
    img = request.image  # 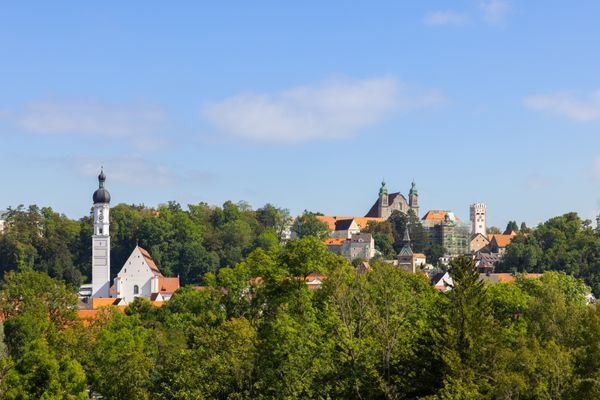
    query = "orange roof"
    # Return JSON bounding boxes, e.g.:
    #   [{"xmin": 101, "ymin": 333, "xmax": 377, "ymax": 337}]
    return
[
  {"xmin": 158, "ymin": 276, "xmax": 180, "ymax": 294},
  {"xmin": 483, "ymin": 272, "xmax": 543, "ymax": 284},
  {"xmin": 138, "ymin": 246, "xmax": 163, "ymax": 277},
  {"xmin": 414, "ymin": 253, "xmax": 426, "ymax": 258},
  {"xmin": 316, "ymin": 215, "xmax": 384, "ymax": 231},
  {"xmin": 322, "ymin": 238, "xmax": 346, "ymax": 246},
  {"xmin": 350, "ymin": 217, "xmax": 384, "ymax": 230},
  {"xmin": 316, "ymin": 216, "xmax": 337, "ymax": 231},
  {"xmin": 92, "ymin": 297, "xmax": 119, "ymax": 309},
  {"xmin": 422, "ymin": 210, "xmax": 448, "ymax": 222},
  {"xmin": 489, "ymin": 234, "xmax": 515, "ymax": 248},
  {"xmin": 305, "ymin": 272, "xmax": 326, "ymax": 282}
]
